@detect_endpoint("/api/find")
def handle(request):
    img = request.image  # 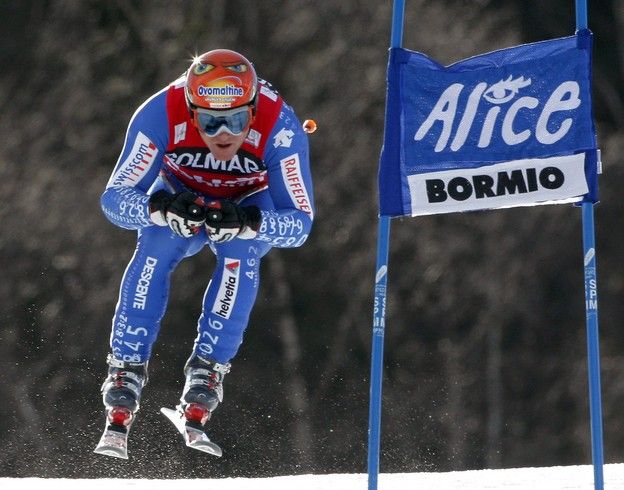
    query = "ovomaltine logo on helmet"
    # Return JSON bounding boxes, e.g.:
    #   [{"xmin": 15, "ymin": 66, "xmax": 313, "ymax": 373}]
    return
[{"xmin": 198, "ymin": 85, "xmax": 244, "ymax": 97}]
